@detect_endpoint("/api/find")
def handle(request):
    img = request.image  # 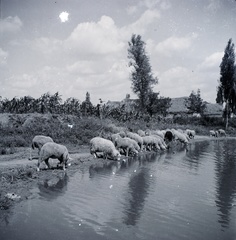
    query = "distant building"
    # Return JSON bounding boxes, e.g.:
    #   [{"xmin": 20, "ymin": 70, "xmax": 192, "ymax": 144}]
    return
[
  {"xmin": 105, "ymin": 95, "xmax": 223, "ymax": 117},
  {"xmin": 204, "ymin": 102, "xmax": 223, "ymax": 117}
]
